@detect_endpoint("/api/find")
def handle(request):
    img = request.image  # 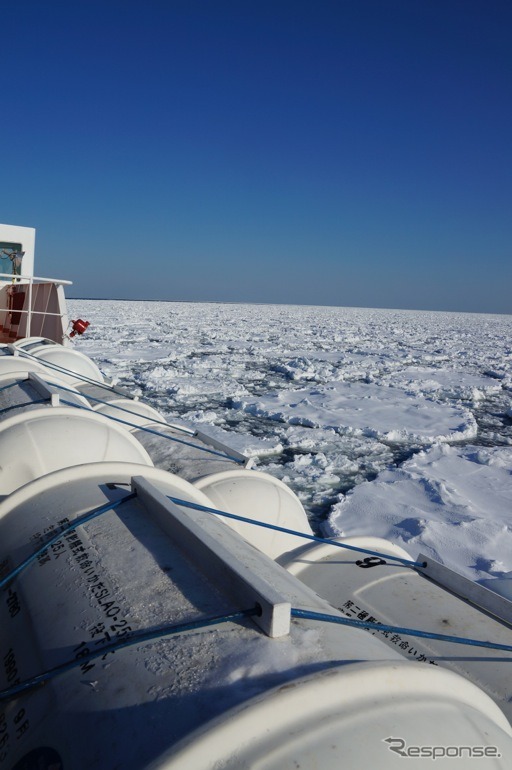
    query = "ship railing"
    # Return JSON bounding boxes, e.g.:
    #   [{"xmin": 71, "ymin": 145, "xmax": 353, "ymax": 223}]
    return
[
  {"xmin": 0, "ymin": 272, "xmax": 72, "ymax": 285},
  {"xmin": 0, "ymin": 272, "xmax": 72, "ymax": 341}
]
